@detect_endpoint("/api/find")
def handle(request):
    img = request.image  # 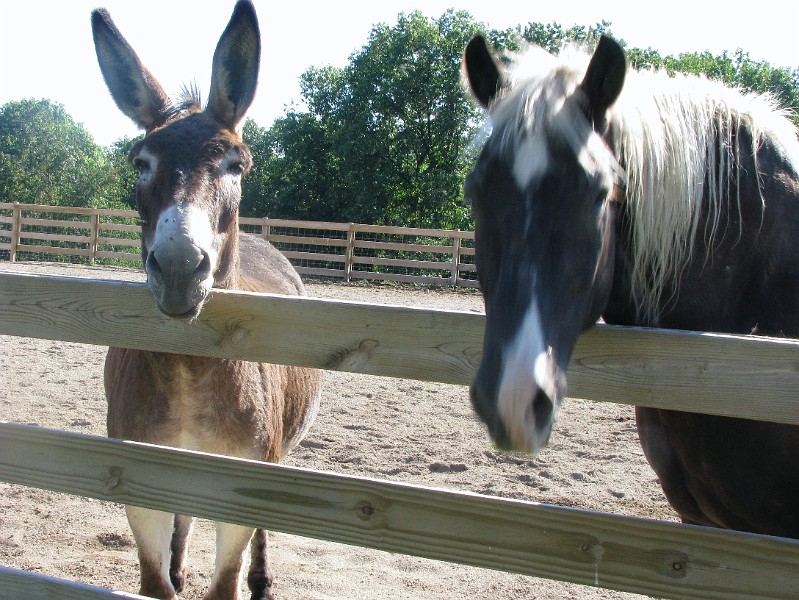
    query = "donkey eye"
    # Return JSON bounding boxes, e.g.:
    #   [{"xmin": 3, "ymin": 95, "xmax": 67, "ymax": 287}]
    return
[{"xmin": 132, "ymin": 157, "xmax": 151, "ymax": 174}]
